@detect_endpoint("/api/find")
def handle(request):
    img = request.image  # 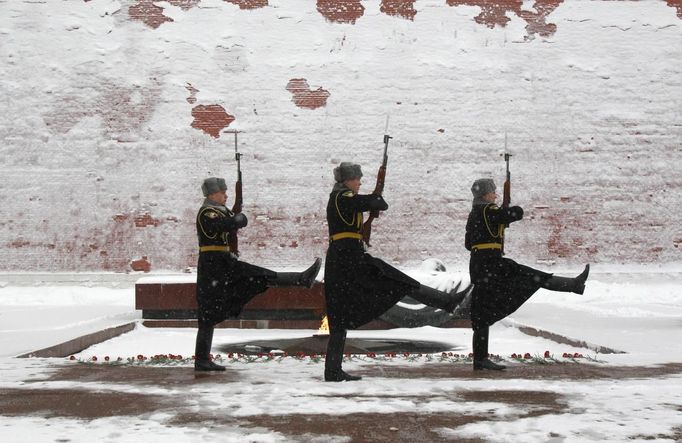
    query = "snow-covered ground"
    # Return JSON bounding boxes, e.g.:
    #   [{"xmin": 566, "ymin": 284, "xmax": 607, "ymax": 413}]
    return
[{"xmin": 0, "ymin": 264, "xmax": 680, "ymax": 442}]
